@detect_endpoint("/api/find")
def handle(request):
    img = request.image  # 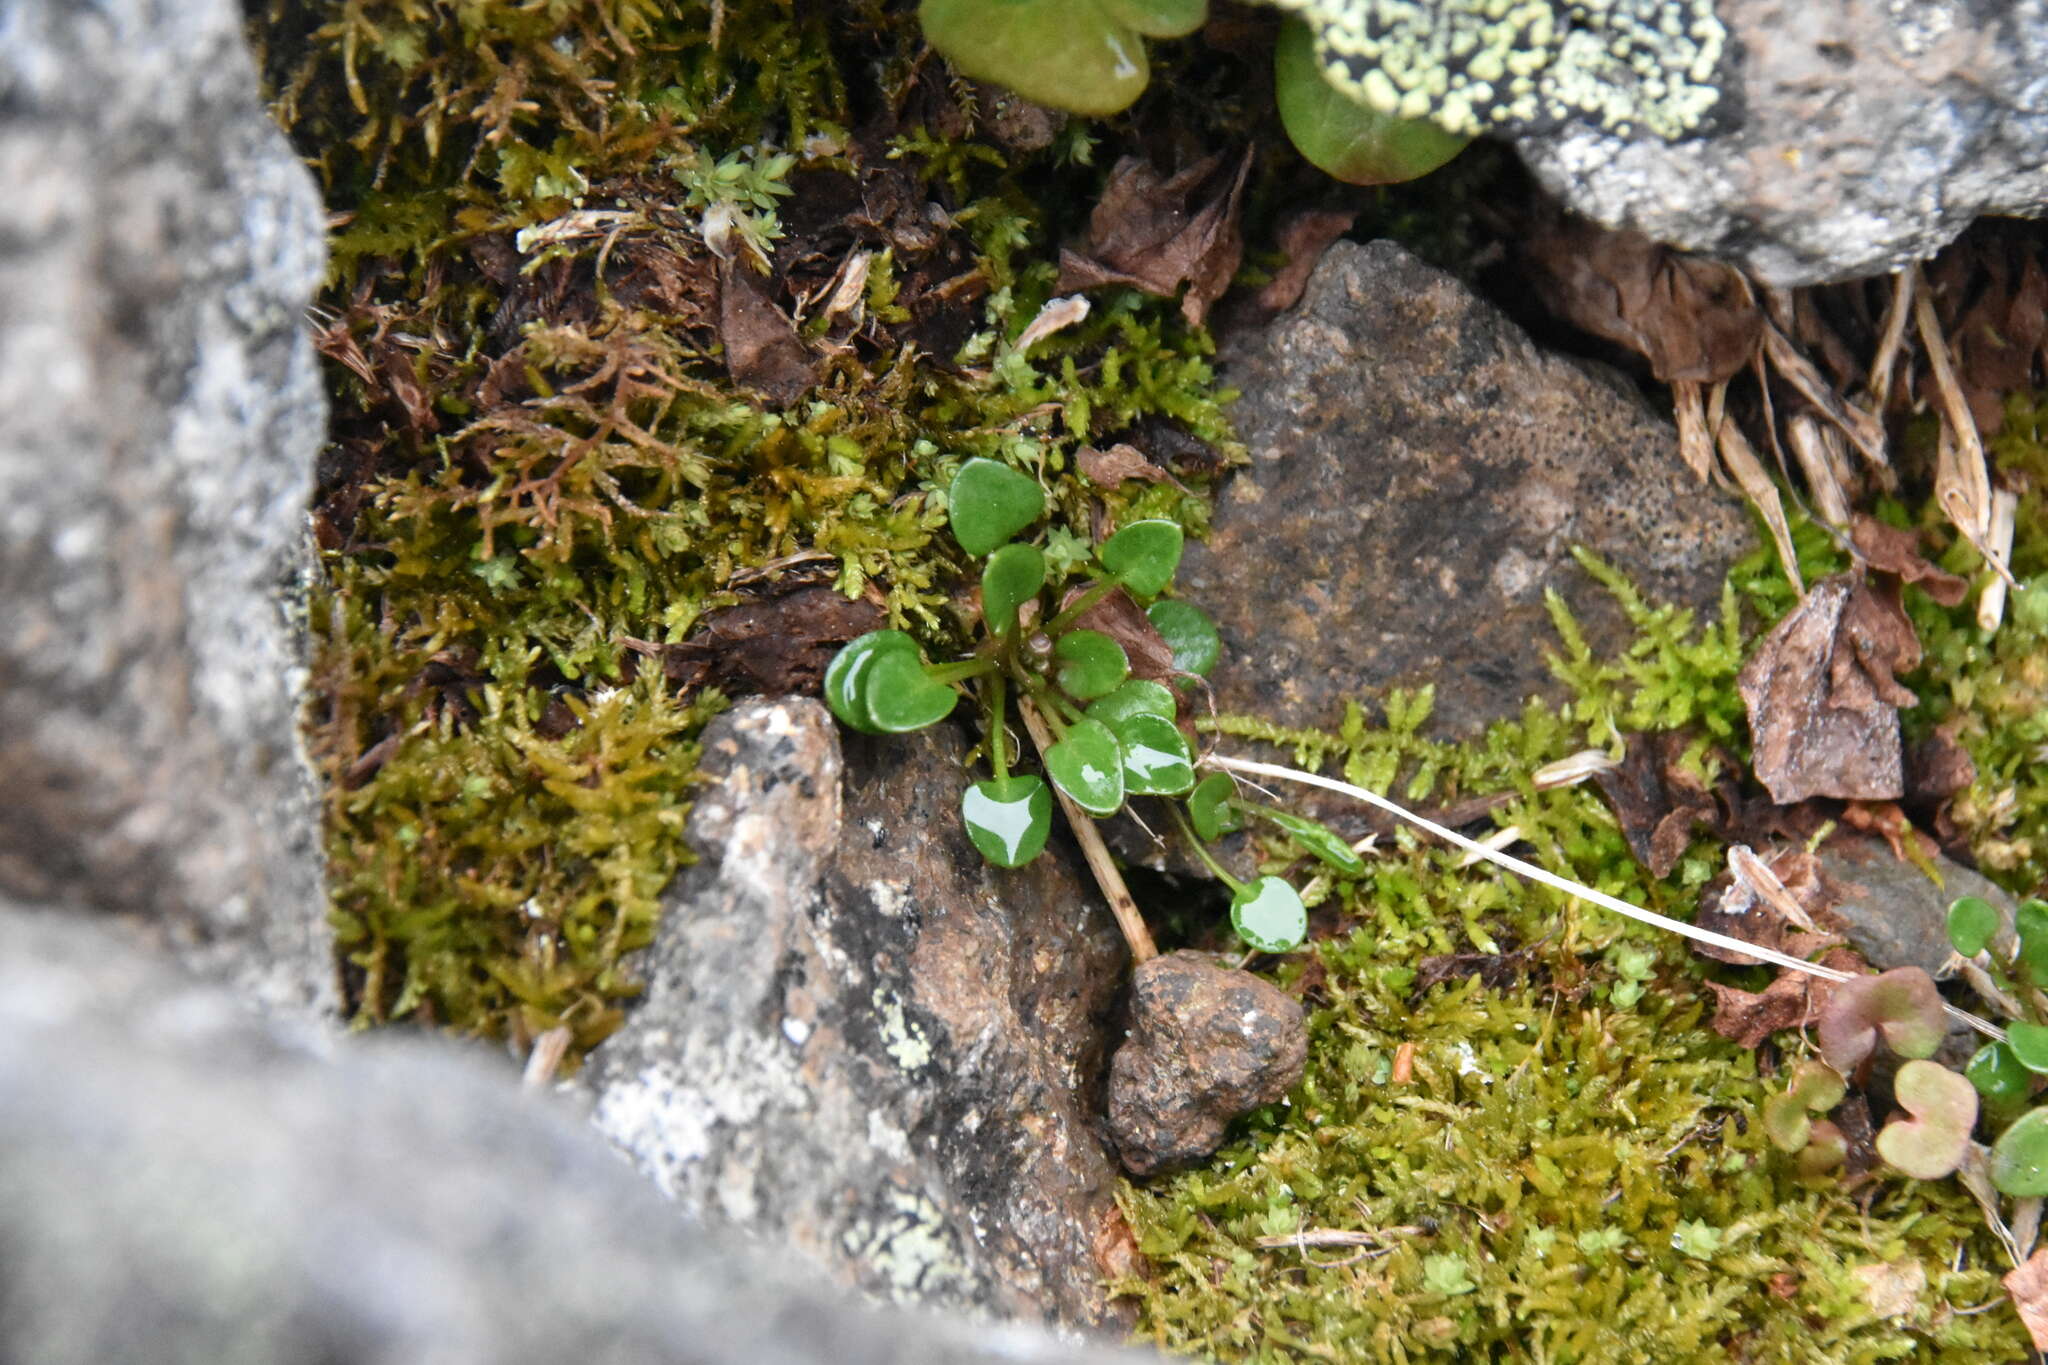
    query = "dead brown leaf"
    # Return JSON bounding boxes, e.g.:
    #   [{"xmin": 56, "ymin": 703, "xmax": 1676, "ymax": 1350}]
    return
[
  {"xmin": 1704, "ymin": 946, "xmax": 1862, "ymax": 1049},
  {"xmin": 1849, "ymin": 515, "xmax": 1969, "ymax": 606},
  {"xmin": 1904, "ymin": 727, "xmax": 1976, "ymax": 806},
  {"xmin": 1737, "ymin": 575, "xmax": 1922, "ymax": 804},
  {"xmin": 1078, "ymin": 443, "xmax": 1176, "ymax": 490},
  {"xmin": 1257, "ymin": 208, "xmax": 1358, "ymax": 313},
  {"xmin": 1056, "ymin": 148, "xmax": 1254, "ymax": 328},
  {"xmin": 1413, "ymin": 949, "xmax": 1531, "ymax": 997},
  {"xmin": 2007, "ymin": 1246, "xmax": 2048, "ymax": 1351},
  {"xmin": 718, "ymin": 259, "xmax": 817, "ymax": 404},
  {"xmin": 1588, "ymin": 731, "xmax": 1723, "ymax": 878},
  {"xmin": 645, "ymin": 581, "xmax": 883, "ymax": 698},
  {"xmin": 1692, "ymin": 848, "xmax": 1846, "ymax": 968}
]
